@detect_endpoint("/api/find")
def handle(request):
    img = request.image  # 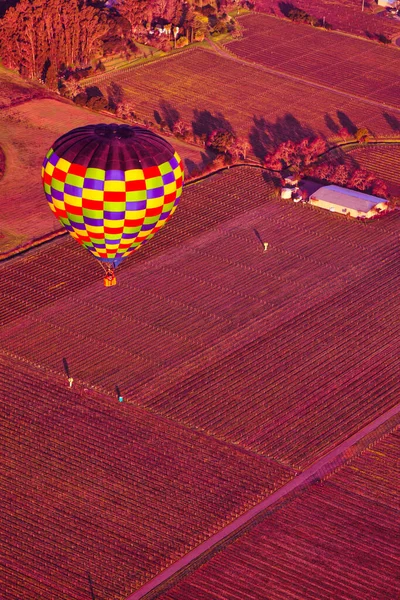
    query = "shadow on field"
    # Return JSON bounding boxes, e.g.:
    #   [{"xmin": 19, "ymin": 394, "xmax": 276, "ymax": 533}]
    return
[
  {"xmin": 192, "ymin": 109, "xmax": 235, "ymax": 143},
  {"xmin": 337, "ymin": 111, "xmax": 357, "ymax": 135},
  {"xmin": 383, "ymin": 112, "xmax": 400, "ymax": 132},
  {"xmin": 249, "ymin": 113, "xmax": 315, "ymax": 159},
  {"xmin": 278, "ymin": 2, "xmax": 296, "ymax": 17},
  {"xmin": 159, "ymin": 100, "xmax": 180, "ymax": 131},
  {"xmin": 107, "ymin": 82, "xmax": 124, "ymax": 111},
  {"xmin": 324, "ymin": 114, "xmax": 340, "ymax": 135}
]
